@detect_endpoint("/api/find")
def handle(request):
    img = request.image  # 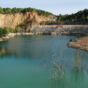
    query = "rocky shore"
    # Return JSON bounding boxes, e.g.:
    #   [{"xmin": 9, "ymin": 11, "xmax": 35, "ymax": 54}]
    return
[
  {"xmin": 0, "ymin": 33, "xmax": 34, "ymax": 42},
  {"xmin": 68, "ymin": 37, "xmax": 88, "ymax": 51},
  {"xmin": 1, "ymin": 25, "xmax": 88, "ymax": 43},
  {"xmin": 31, "ymin": 25, "xmax": 88, "ymax": 35}
]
